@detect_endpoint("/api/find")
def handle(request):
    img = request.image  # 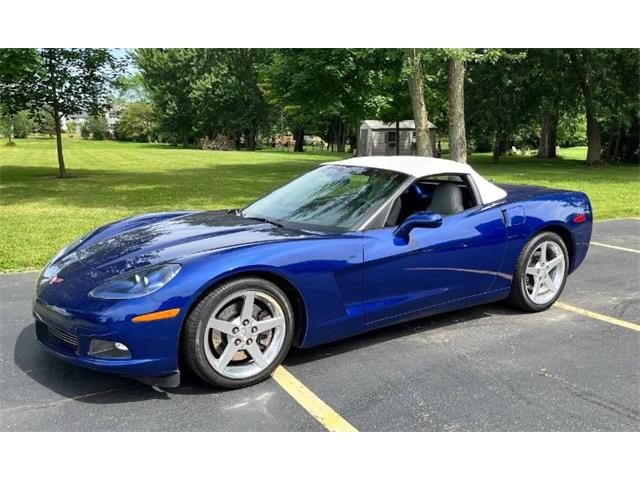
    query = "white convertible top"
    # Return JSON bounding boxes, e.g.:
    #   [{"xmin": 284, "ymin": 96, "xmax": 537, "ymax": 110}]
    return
[{"xmin": 325, "ymin": 156, "xmax": 507, "ymax": 204}]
